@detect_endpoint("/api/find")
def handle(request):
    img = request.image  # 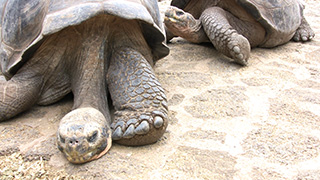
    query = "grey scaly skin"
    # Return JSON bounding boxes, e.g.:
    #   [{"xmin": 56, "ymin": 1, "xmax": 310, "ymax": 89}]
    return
[
  {"xmin": 200, "ymin": 7, "xmax": 253, "ymax": 65},
  {"xmin": 164, "ymin": 0, "xmax": 315, "ymax": 66},
  {"xmin": 108, "ymin": 48, "xmax": 168, "ymax": 146},
  {"xmin": 106, "ymin": 18, "xmax": 168, "ymax": 146},
  {"xmin": 0, "ymin": 15, "xmax": 168, "ymax": 163}
]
